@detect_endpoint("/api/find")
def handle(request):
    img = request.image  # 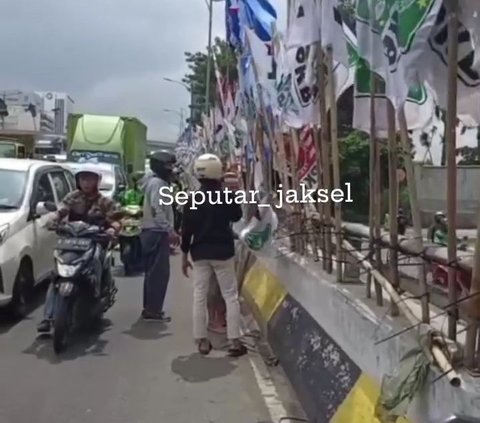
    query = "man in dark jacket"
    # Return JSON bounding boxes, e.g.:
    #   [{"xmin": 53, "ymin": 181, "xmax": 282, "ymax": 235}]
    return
[{"xmin": 181, "ymin": 153, "xmax": 246, "ymax": 357}]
